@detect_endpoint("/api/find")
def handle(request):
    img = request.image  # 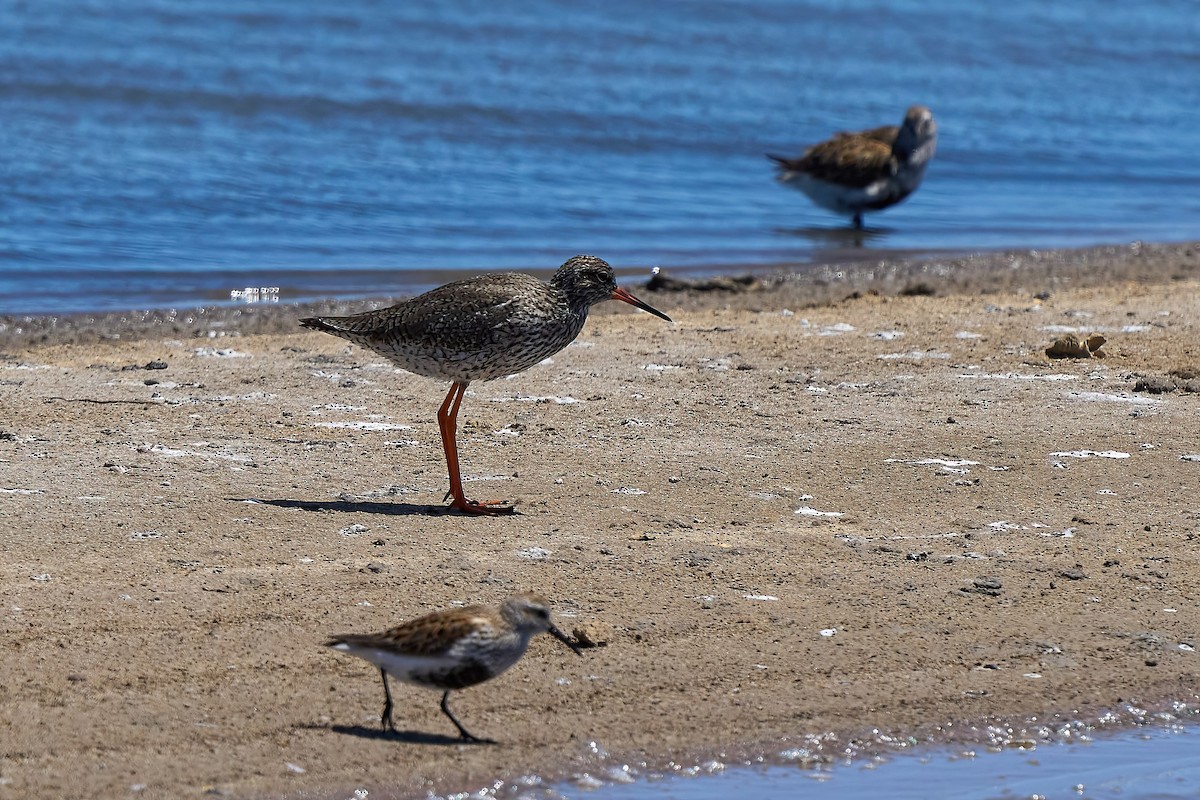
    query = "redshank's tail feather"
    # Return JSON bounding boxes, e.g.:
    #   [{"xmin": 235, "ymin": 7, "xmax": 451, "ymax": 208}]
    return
[
  {"xmin": 299, "ymin": 315, "xmax": 378, "ymax": 346},
  {"xmin": 299, "ymin": 316, "xmax": 346, "ymax": 335}
]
